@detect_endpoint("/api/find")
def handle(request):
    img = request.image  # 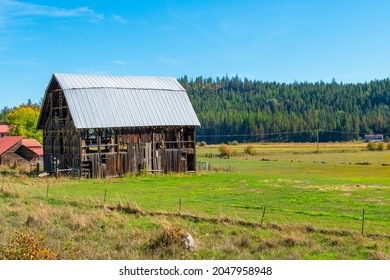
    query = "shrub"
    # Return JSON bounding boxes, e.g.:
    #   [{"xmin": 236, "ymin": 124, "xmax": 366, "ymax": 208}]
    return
[
  {"xmin": 147, "ymin": 225, "xmax": 185, "ymax": 250},
  {"xmin": 231, "ymin": 140, "xmax": 239, "ymax": 146},
  {"xmin": 0, "ymin": 231, "xmax": 57, "ymax": 260},
  {"xmin": 244, "ymin": 145, "xmax": 257, "ymax": 155},
  {"xmin": 366, "ymin": 141, "xmax": 377, "ymax": 151},
  {"xmin": 387, "ymin": 142, "xmax": 390, "ymax": 150},
  {"xmin": 218, "ymin": 144, "xmax": 233, "ymax": 157},
  {"xmin": 0, "ymin": 230, "xmax": 80, "ymax": 260},
  {"xmin": 212, "ymin": 166, "xmax": 224, "ymax": 172},
  {"xmin": 199, "ymin": 141, "xmax": 207, "ymax": 147},
  {"xmin": 377, "ymin": 142, "xmax": 386, "ymax": 151}
]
